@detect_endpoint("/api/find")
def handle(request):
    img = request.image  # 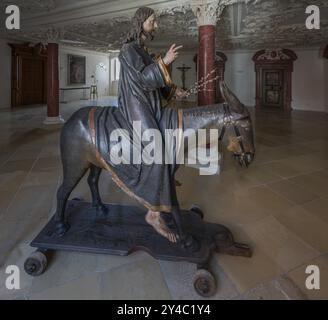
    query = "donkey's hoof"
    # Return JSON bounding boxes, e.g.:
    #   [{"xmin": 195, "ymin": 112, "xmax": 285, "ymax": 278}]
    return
[{"xmin": 54, "ymin": 222, "xmax": 70, "ymax": 237}]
